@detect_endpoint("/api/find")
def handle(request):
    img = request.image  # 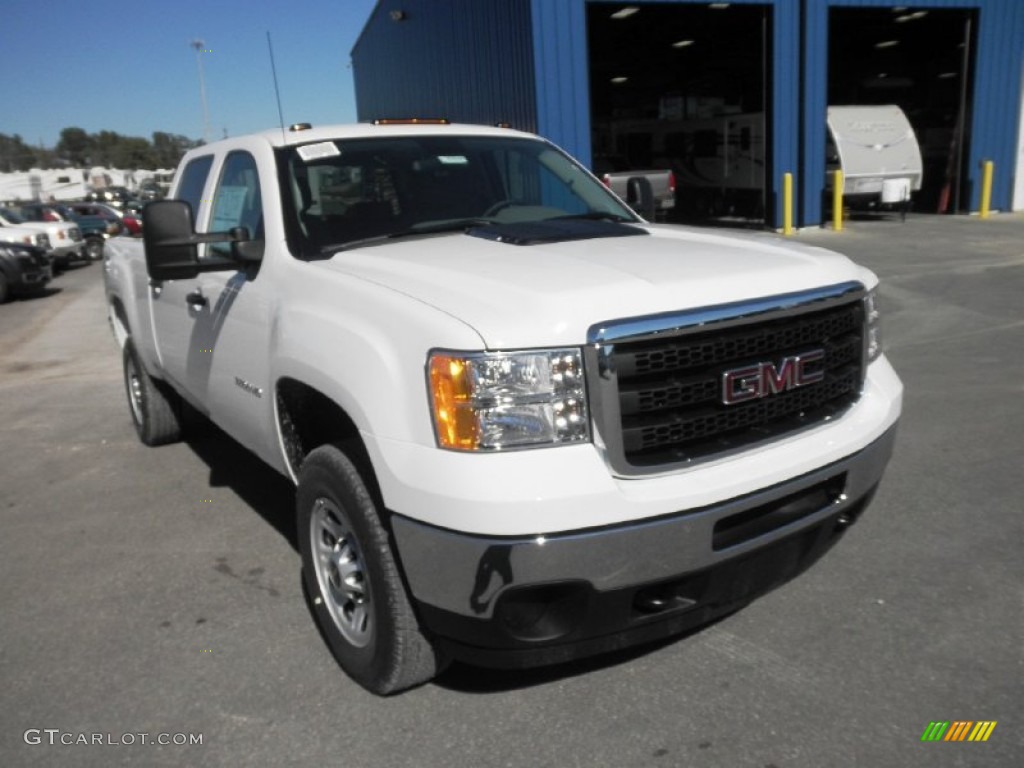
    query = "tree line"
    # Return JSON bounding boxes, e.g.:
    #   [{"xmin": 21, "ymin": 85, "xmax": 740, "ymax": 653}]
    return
[{"xmin": 0, "ymin": 128, "xmax": 202, "ymax": 173}]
